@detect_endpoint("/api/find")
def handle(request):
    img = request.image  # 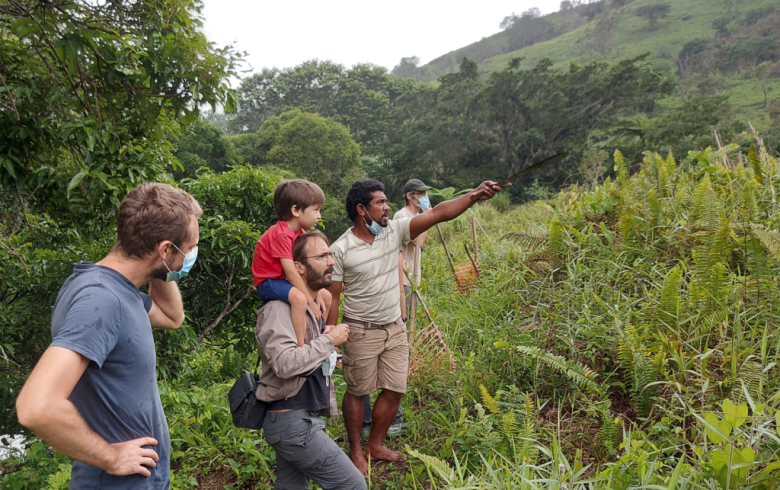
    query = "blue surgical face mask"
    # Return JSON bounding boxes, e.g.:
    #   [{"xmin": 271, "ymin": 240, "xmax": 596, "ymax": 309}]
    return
[
  {"xmin": 360, "ymin": 206, "xmax": 384, "ymax": 235},
  {"xmin": 164, "ymin": 243, "xmax": 198, "ymax": 282},
  {"xmin": 416, "ymin": 195, "xmax": 431, "ymax": 211}
]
